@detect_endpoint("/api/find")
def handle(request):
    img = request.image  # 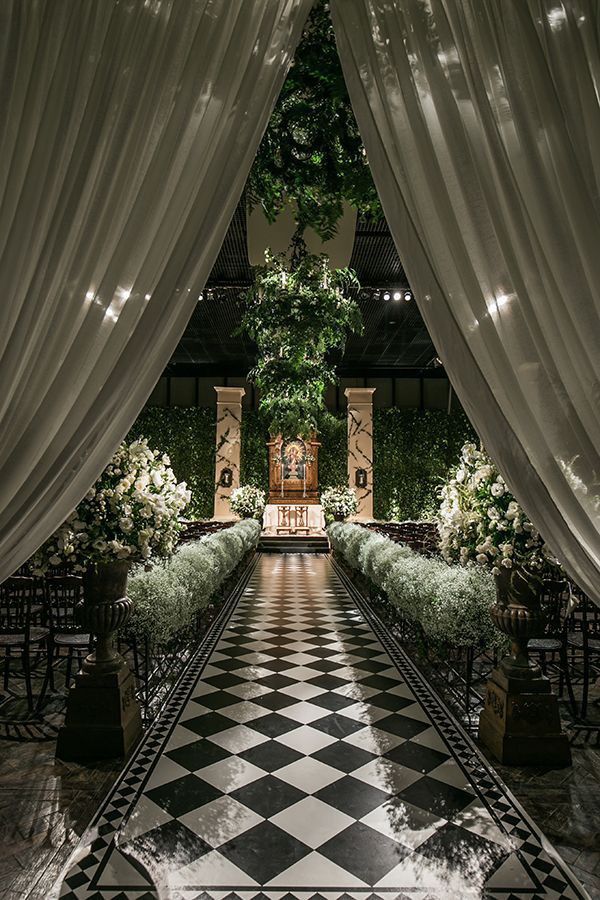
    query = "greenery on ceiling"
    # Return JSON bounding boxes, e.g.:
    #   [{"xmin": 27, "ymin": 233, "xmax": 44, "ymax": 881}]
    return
[
  {"xmin": 247, "ymin": 0, "xmax": 381, "ymax": 240},
  {"xmin": 239, "ymin": 249, "xmax": 362, "ymax": 438}
]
